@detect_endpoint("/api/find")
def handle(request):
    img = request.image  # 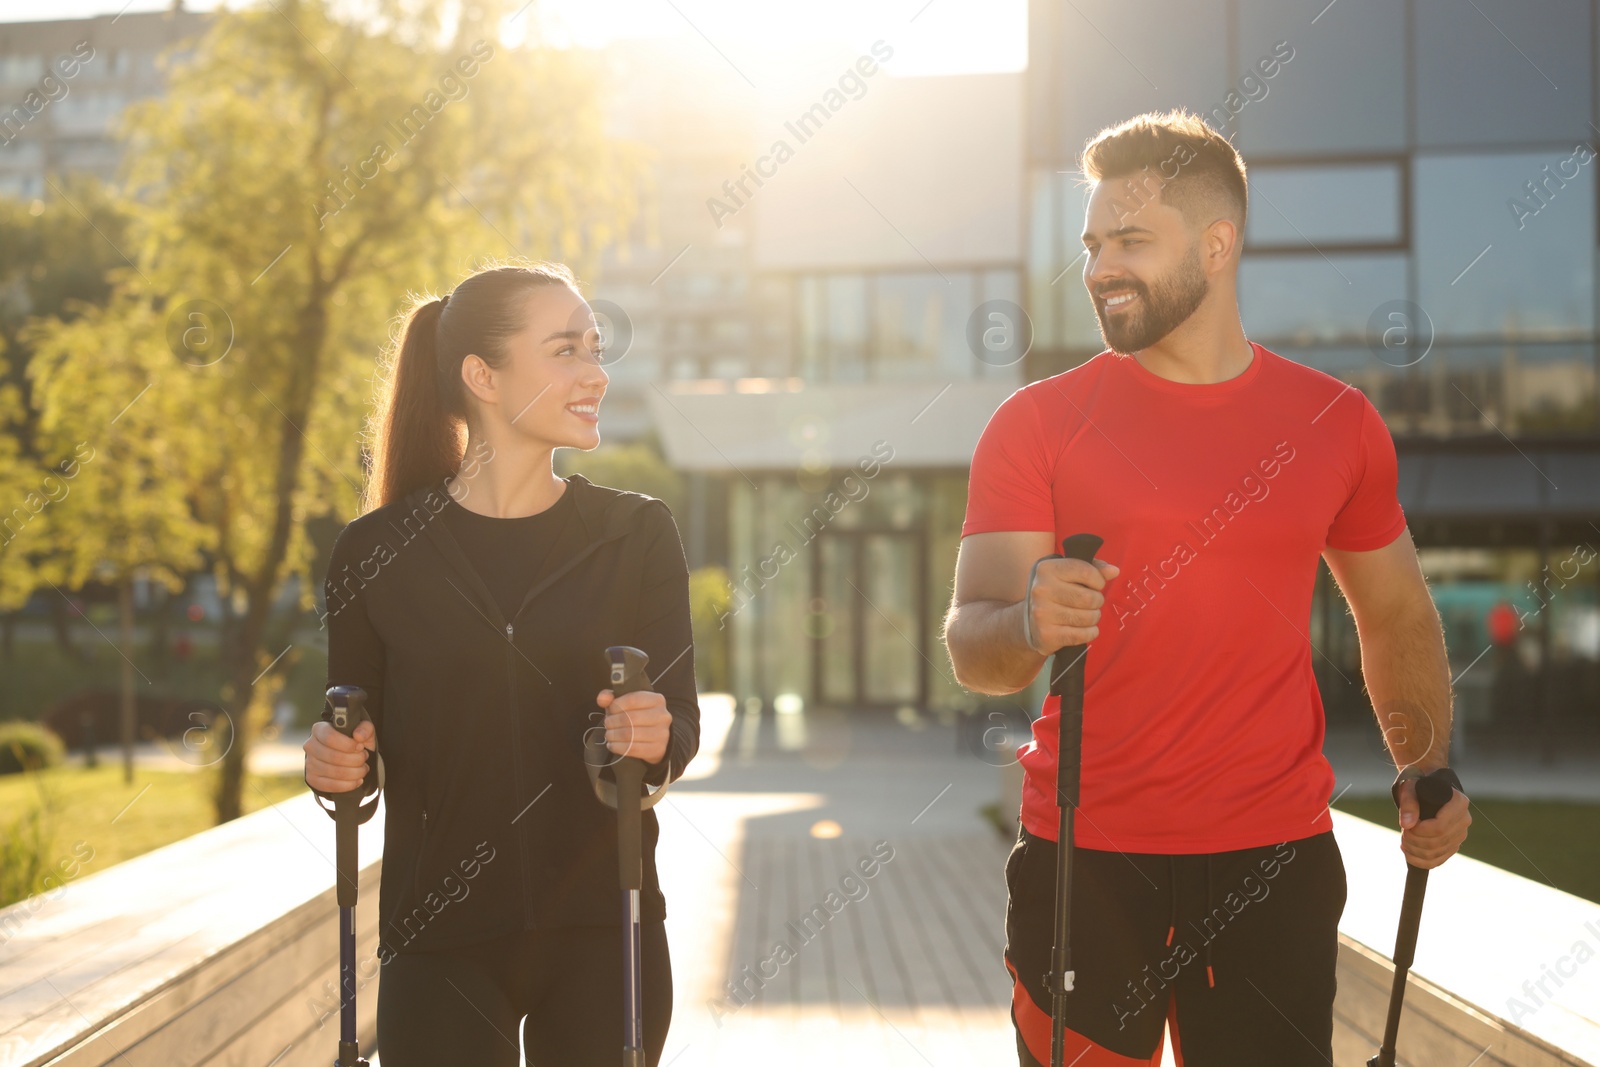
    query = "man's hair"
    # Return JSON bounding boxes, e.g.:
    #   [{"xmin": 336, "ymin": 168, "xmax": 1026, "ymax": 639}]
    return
[{"xmin": 1080, "ymin": 108, "xmax": 1248, "ymax": 235}]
